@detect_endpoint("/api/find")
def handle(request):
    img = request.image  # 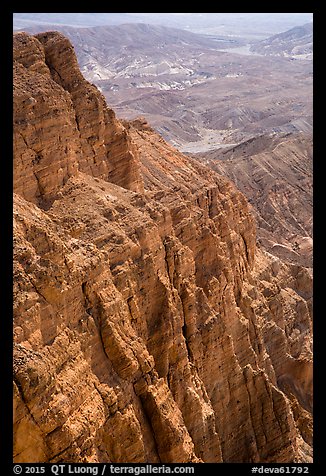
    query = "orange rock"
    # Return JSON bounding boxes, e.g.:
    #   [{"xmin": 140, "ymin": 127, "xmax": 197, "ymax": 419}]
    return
[{"xmin": 13, "ymin": 32, "xmax": 312, "ymax": 464}]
